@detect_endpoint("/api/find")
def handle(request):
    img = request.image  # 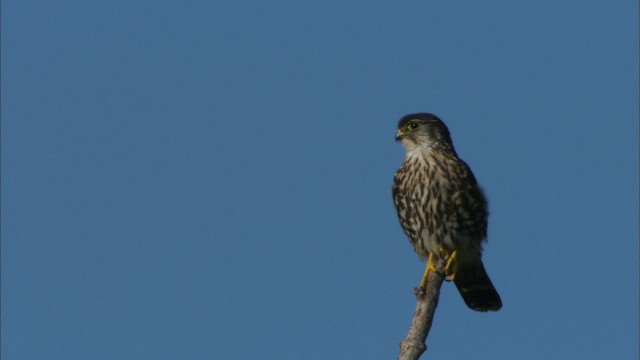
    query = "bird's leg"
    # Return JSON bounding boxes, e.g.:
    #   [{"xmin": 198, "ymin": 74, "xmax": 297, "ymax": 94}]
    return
[
  {"xmin": 443, "ymin": 250, "xmax": 458, "ymax": 282},
  {"xmin": 419, "ymin": 253, "xmax": 438, "ymax": 289}
]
